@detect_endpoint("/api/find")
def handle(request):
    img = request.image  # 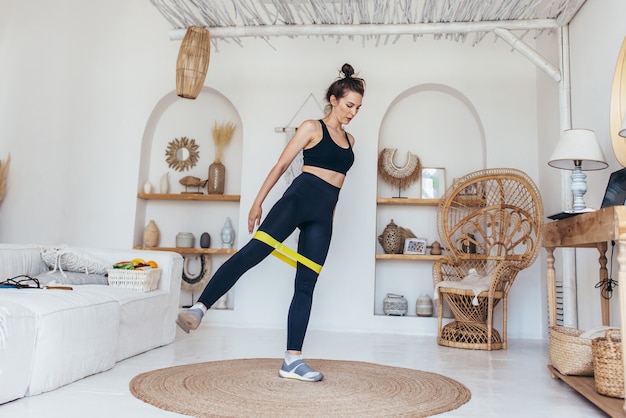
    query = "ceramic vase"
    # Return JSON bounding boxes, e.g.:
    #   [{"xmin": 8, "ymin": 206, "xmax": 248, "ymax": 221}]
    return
[
  {"xmin": 143, "ymin": 181, "xmax": 152, "ymax": 194},
  {"xmin": 416, "ymin": 294, "xmax": 433, "ymax": 317},
  {"xmin": 143, "ymin": 220, "xmax": 159, "ymax": 247},
  {"xmin": 430, "ymin": 241, "xmax": 442, "ymax": 255},
  {"xmin": 378, "ymin": 219, "xmax": 403, "ymax": 254},
  {"xmin": 383, "ymin": 293, "xmax": 408, "ymax": 316},
  {"xmin": 200, "ymin": 232, "xmax": 211, "ymax": 248},
  {"xmin": 208, "ymin": 162, "xmax": 225, "ymax": 194},
  {"xmin": 220, "ymin": 217, "xmax": 235, "ymax": 249},
  {"xmin": 160, "ymin": 172, "xmax": 170, "ymax": 194},
  {"xmin": 176, "ymin": 232, "xmax": 194, "ymax": 248}
]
